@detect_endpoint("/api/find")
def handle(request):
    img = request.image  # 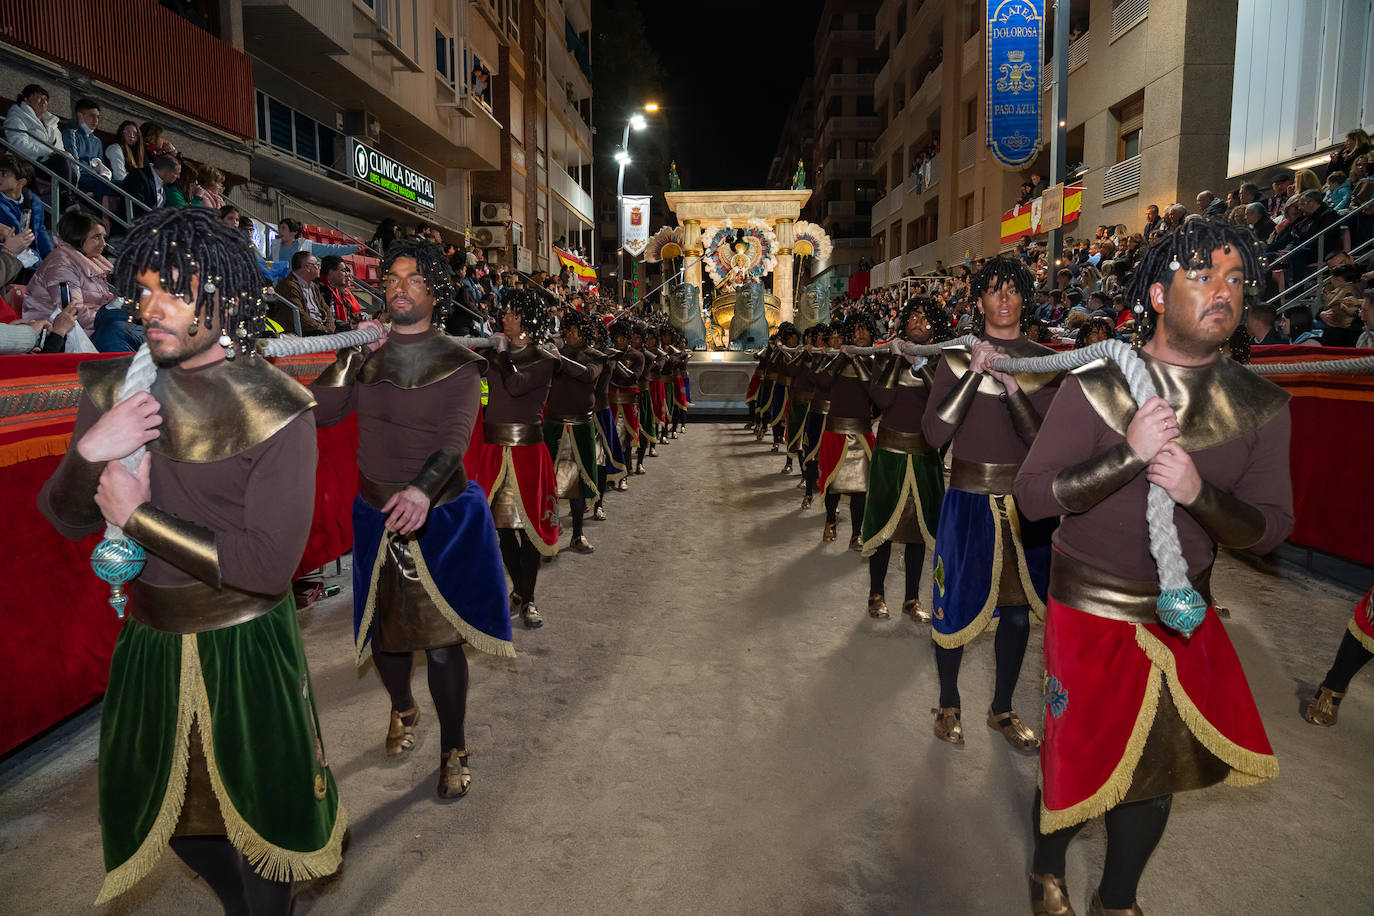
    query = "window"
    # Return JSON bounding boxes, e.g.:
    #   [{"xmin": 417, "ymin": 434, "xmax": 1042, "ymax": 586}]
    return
[
  {"xmin": 1114, "ymin": 92, "xmax": 1144, "ymax": 162},
  {"xmin": 856, "ymin": 139, "xmax": 876, "ymax": 158},
  {"xmin": 858, "ymin": 14, "xmax": 876, "ymax": 30},
  {"xmin": 960, "ymin": 193, "xmax": 976, "ymax": 228},
  {"xmin": 255, "ymin": 91, "xmax": 340, "ymax": 171},
  {"xmin": 964, "ymin": 97, "xmax": 977, "ymax": 137},
  {"xmin": 854, "ymin": 181, "xmax": 879, "ymax": 204},
  {"xmin": 856, "ymin": 95, "xmax": 875, "ymax": 116},
  {"xmin": 504, "ymin": 0, "xmax": 519, "ymax": 42},
  {"xmin": 857, "ymin": 56, "xmax": 881, "ymax": 74},
  {"xmin": 465, "ymin": 46, "xmax": 493, "ymax": 110},
  {"xmin": 1120, "ymin": 129, "xmax": 1140, "ymax": 161},
  {"xmin": 827, "ymin": 96, "xmax": 843, "ymax": 118},
  {"xmin": 436, "ymin": 29, "xmax": 456, "ymax": 88}
]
